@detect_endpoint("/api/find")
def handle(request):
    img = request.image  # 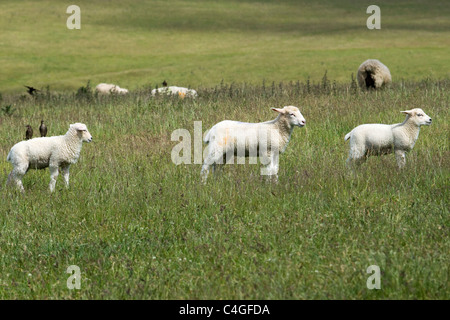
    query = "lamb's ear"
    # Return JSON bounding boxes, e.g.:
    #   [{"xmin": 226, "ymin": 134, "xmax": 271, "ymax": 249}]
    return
[
  {"xmin": 70, "ymin": 124, "xmax": 80, "ymax": 131},
  {"xmin": 271, "ymin": 108, "xmax": 284, "ymax": 113},
  {"xmin": 401, "ymin": 110, "xmax": 413, "ymax": 115},
  {"xmin": 71, "ymin": 123, "xmax": 87, "ymax": 131}
]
